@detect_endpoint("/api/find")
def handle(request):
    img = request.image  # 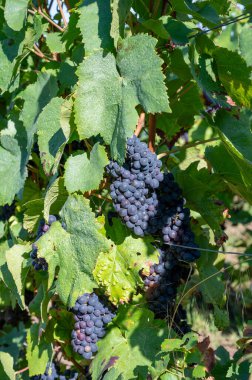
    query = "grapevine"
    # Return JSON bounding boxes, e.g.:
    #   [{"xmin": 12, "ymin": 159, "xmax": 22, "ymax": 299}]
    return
[{"xmin": 0, "ymin": 1, "xmax": 251, "ymax": 379}]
